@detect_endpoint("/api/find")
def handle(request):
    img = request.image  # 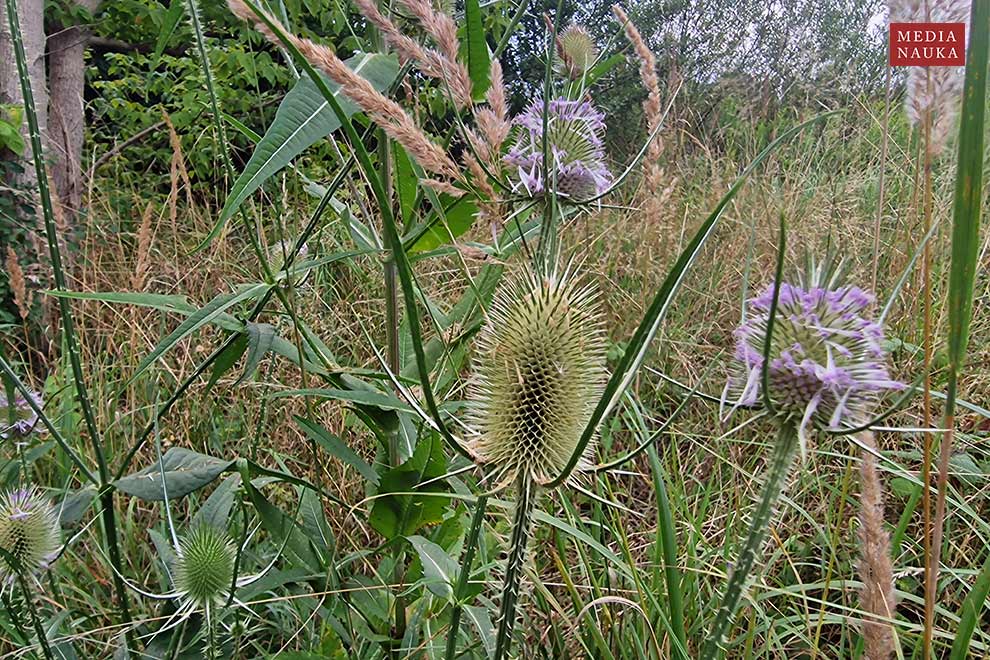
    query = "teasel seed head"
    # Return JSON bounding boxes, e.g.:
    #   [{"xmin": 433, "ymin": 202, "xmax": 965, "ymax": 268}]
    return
[
  {"xmin": 0, "ymin": 487, "xmax": 60, "ymax": 585},
  {"xmin": 723, "ymin": 257, "xmax": 904, "ymax": 455},
  {"xmin": 557, "ymin": 25, "xmax": 598, "ymax": 79},
  {"xmin": 469, "ymin": 265, "xmax": 607, "ymax": 487},
  {"xmin": 174, "ymin": 525, "xmax": 236, "ymax": 609},
  {"xmin": 504, "ymin": 98, "xmax": 612, "ymax": 201}
]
